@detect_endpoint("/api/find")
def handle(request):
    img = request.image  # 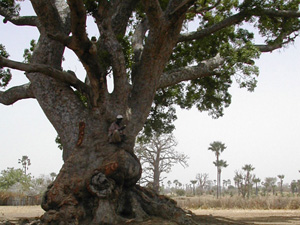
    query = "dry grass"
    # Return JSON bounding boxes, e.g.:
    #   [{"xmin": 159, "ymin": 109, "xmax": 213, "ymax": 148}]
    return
[{"xmin": 173, "ymin": 195, "xmax": 300, "ymax": 210}]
